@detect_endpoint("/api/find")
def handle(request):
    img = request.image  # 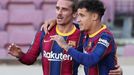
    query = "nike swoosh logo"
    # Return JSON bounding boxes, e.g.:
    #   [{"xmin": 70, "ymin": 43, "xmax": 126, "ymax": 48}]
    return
[{"xmin": 44, "ymin": 40, "xmax": 51, "ymax": 42}]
